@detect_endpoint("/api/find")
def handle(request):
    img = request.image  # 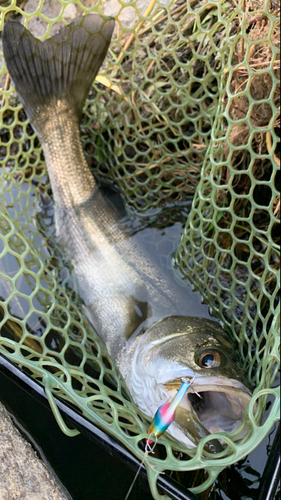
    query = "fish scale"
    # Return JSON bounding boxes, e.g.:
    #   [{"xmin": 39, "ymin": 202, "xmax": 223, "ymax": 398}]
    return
[{"xmin": 2, "ymin": 13, "xmax": 252, "ymax": 450}]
